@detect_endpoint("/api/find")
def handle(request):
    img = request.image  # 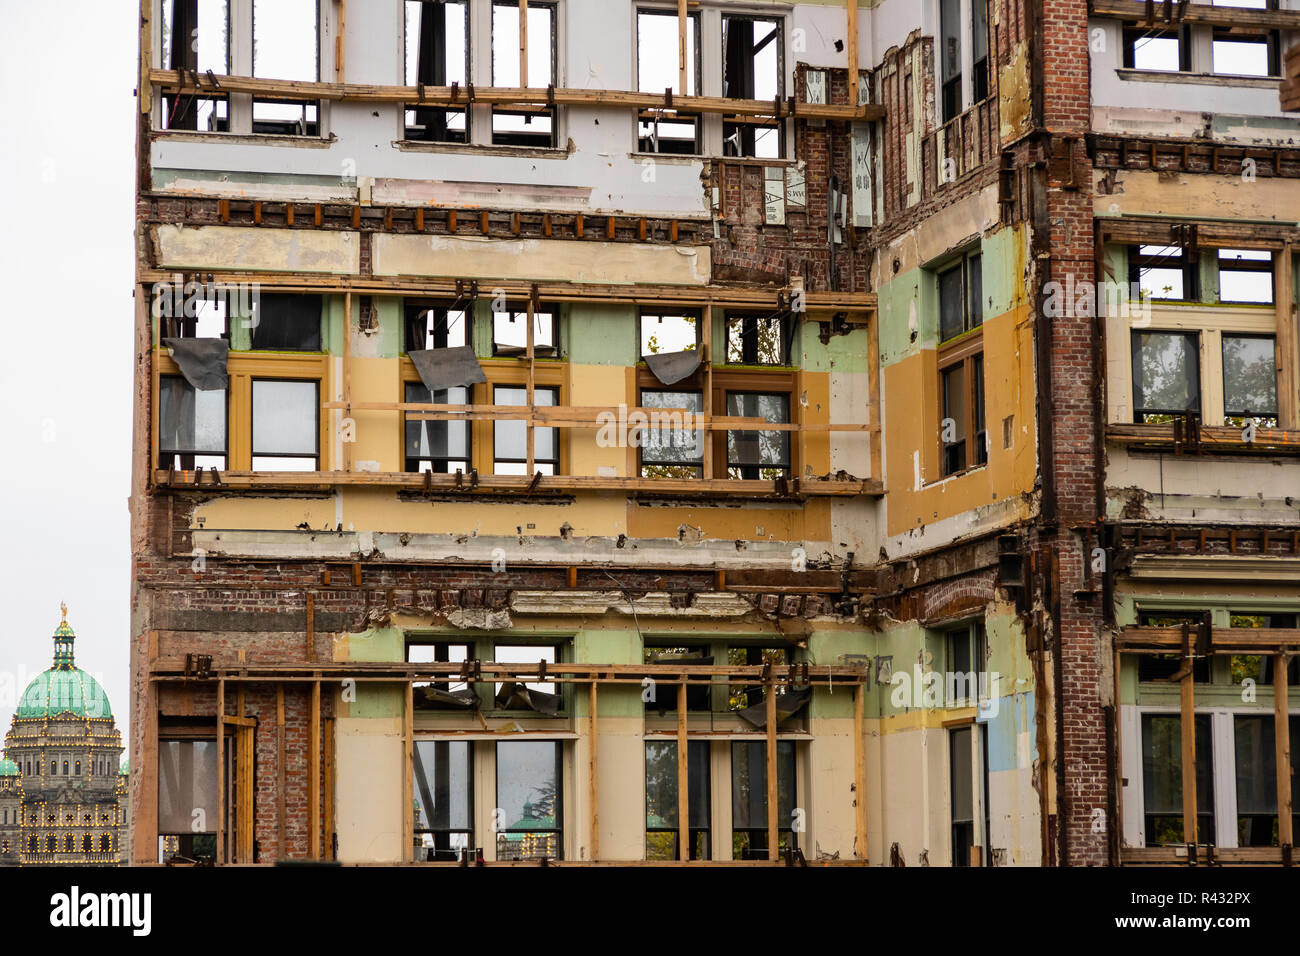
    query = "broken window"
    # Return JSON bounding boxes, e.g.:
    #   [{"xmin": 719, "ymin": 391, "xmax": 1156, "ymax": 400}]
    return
[
  {"xmin": 404, "ymin": 382, "xmax": 471, "ymax": 473},
  {"xmin": 408, "ymin": 641, "xmax": 472, "ymax": 699},
  {"xmin": 644, "ymin": 644, "xmax": 713, "ymax": 710},
  {"xmin": 493, "ymin": 385, "xmax": 558, "ymax": 474},
  {"xmin": 1141, "ymin": 713, "xmax": 1214, "ymax": 845},
  {"xmin": 1130, "ymin": 245, "xmax": 1195, "ymax": 302},
  {"xmin": 940, "ymin": 0, "xmax": 962, "ymax": 121},
  {"xmin": 639, "ymin": 310, "xmax": 699, "ymax": 358},
  {"xmin": 725, "ymin": 313, "xmax": 790, "ymax": 366},
  {"xmin": 721, "ymin": 14, "xmax": 783, "ymax": 158},
  {"xmin": 1222, "ymin": 334, "xmax": 1278, "ymax": 427},
  {"xmin": 731, "ymin": 740, "xmax": 795, "ymax": 859},
  {"xmin": 727, "ymin": 646, "xmax": 787, "ymax": 711},
  {"xmin": 157, "ymin": 286, "xmax": 231, "ymax": 340},
  {"xmin": 412, "ymin": 740, "xmax": 474, "ymax": 860},
  {"xmin": 251, "ymin": 379, "xmax": 318, "ymax": 470},
  {"xmin": 939, "ymin": 251, "xmax": 983, "ymax": 343},
  {"xmin": 491, "ymin": 1, "xmax": 557, "ymax": 147},
  {"xmin": 1131, "ymin": 330, "xmax": 1200, "ymax": 423},
  {"xmin": 159, "ymin": 375, "xmax": 227, "ymax": 470},
  {"xmin": 492, "ymin": 307, "xmax": 557, "ymax": 357},
  {"xmin": 404, "ymin": 1, "xmax": 470, "ymax": 143},
  {"xmin": 493, "ymin": 643, "xmax": 558, "ymax": 696},
  {"xmin": 725, "ymin": 393, "xmax": 790, "ymax": 480},
  {"xmin": 495, "ymin": 741, "xmax": 562, "ymax": 860},
  {"xmin": 1136, "ymin": 612, "xmax": 1212, "ymax": 682},
  {"xmin": 636, "ymin": 9, "xmax": 701, "ymax": 154},
  {"xmin": 1212, "ymin": 27, "xmax": 1279, "ymax": 77},
  {"xmin": 249, "ymin": 294, "xmax": 322, "ymax": 351},
  {"xmin": 1123, "ymin": 26, "xmax": 1189, "ymax": 72},
  {"xmin": 404, "ymin": 301, "xmax": 470, "ymax": 353},
  {"xmin": 1228, "ymin": 613, "xmax": 1299, "ymax": 685},
  {"xmin": 1217, "ymin": 249, "xmax": 1274, "ymax": 304},
  {"xmin": 1234, "ymin": 715, "xmax": 1300, "ymax": 847},
  {"xmin": 157, "ymin": 739, "xmax": 218, "ymax": 863},
  {"xmin": 160, "ymin": 0, "xmax": 230, "ymax": 131},
  {"xmin": 251, "ymin": 0, "xmax": 319, "ymax": 135},
  {"xmin": 645, "ymin": 741, "xmax": 710, "ymax": 860},
  {"xmin": 639, "ymin": 390, "xmax": 704, "ymax": 478}
]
